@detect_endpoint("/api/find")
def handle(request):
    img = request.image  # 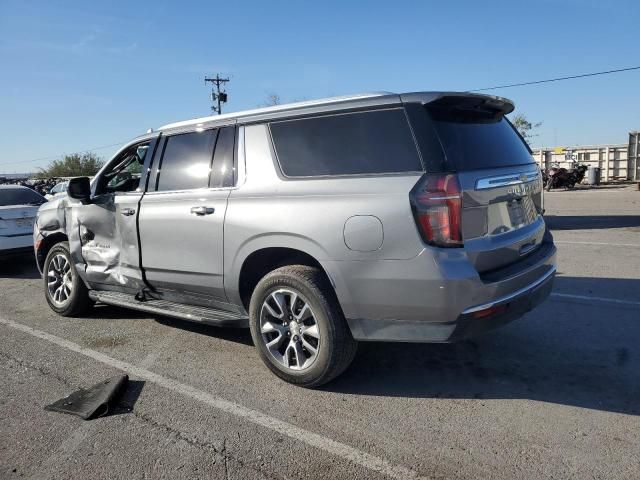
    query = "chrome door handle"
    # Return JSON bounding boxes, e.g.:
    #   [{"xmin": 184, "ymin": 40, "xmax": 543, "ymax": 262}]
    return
[
  {"xmin": 190, "ymin": 206, "xmax": 215, "ymax": 216},
  {"xmin": 121, "ymin": 208, "xmax": 136, "ymax": 216}
]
